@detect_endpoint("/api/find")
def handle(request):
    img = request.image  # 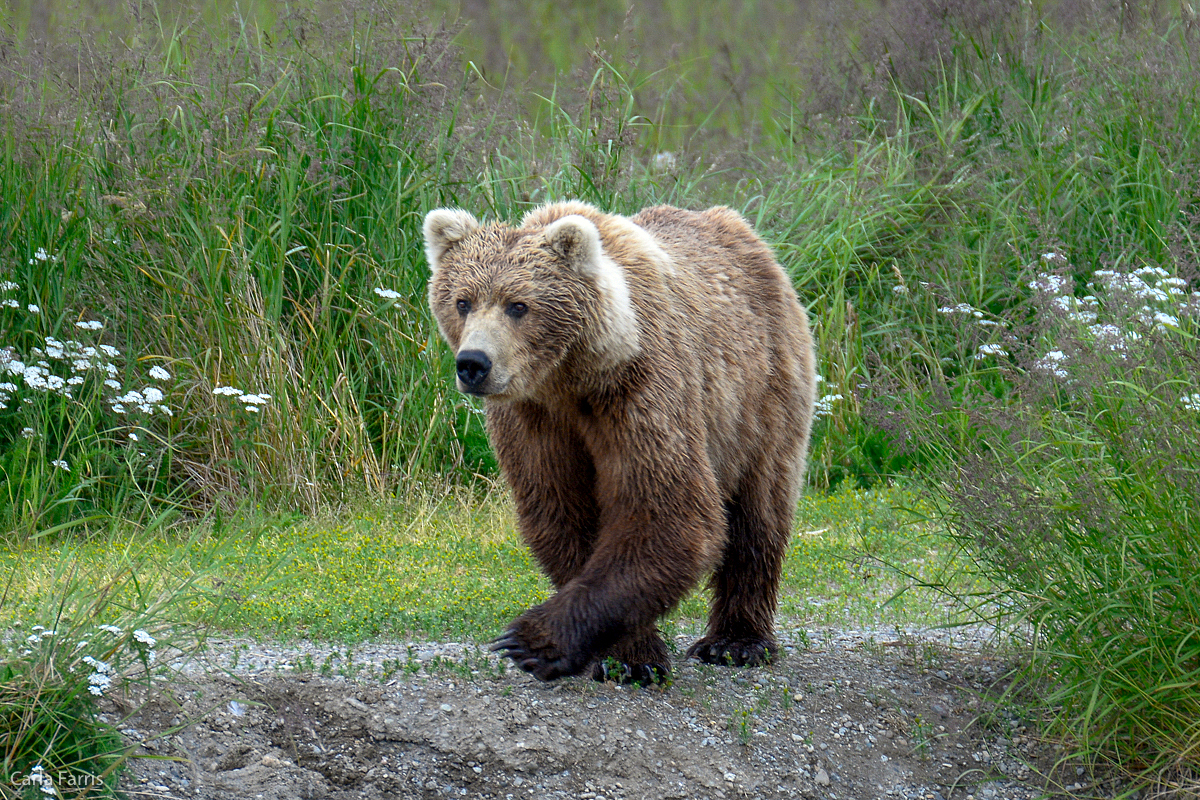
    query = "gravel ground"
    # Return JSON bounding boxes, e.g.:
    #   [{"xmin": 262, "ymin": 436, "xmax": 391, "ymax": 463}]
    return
[{"xmin": 114, "ymin": 626, "xmax": 1106, "ymax": 800}]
